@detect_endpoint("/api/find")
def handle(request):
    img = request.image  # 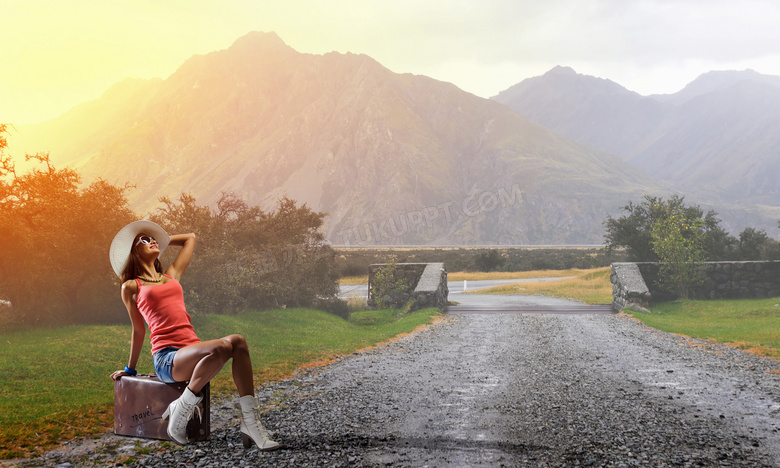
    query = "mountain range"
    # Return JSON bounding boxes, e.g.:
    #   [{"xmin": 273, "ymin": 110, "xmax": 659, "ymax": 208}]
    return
[
  {"xmin": 12, "ymin": 32, "xmax": 780, "ymax": 244},
  {"xmin": 493, "ymin": 66, "xmax": 780, "ymax": 209}
]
